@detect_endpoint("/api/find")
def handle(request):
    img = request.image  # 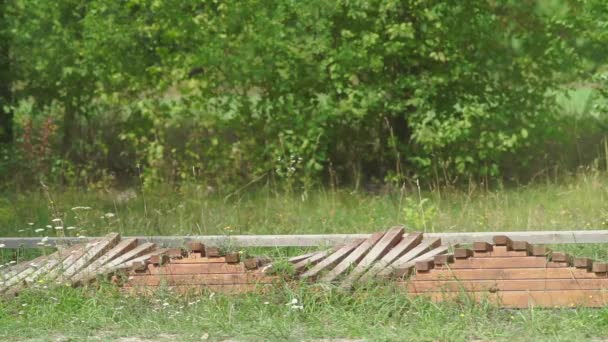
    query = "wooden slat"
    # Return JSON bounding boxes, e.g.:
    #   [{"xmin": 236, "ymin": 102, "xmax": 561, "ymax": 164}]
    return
[
  {"xmin": 412, "ymin": 267, "xmax": 608, "ymax": 281},
  {"xmin": 0, "ymin": 253, "xmax": 50, "ymax": 286},
  {"xmin": 293, "ymin": 250, "xmax": 331, "ymax": 272},
  {"xmin": 493, "ymin": 235, "xmax": 512, "ymax": 248},
  {"xmin": 411, "ymin": 290, "xmax": 608, "ymax": 308},
  {"xmin": 0, "ymin": 254, "xmax": 53, "ymax": 292},
  {"xmin": 393, "ymin": 245, "xmax": 450, "ymax": 277},
  {"xmin": 454, "ymin": 248, "xmax": 473, "ymax": 259},
  {"xmin": 433, "ymin": 254, "xmax": 454, "ymax": 266},
  {"xmin": 72, "ymin": 238, "xmax": 138, "ymax": 282},
  {"xmin": 473, "ymin": 242, "xmax": 493, "ymax": 252},
  {"xmin": 319, "ymin": 232, "xmax": 385, "ymax": 283},
  {"xmin": 288, "ymin": 251, "xmax": 320, "ymax": 264},
  {"xmin": 574, "ymin": 258, "xmax": 593, "ymax": 270},
  {"xmin": 435, "ymin": 256, "xmax": 549, "ymax": 269},
  {"xmin": 415, "ymin": 260, "xmax": 434, "ymax": 272},
  {"xmin": 551, "ymin": 252, "xmax": 572, "ymax": 264},
  {"xmin": 300, "ymin": 239, "xmax": 364, "ymax": 279},
  {"xmin": 168, "ymin": 256, "xmax": 229, "ymax": 264},
  {"xmin": 473, "ymin": 246, "xmax": 529, "ymax": 257},
  {"xmin": 22, "ymin": 245, "xmax": 84, "ymax": 285},
  {"xmin": 358, "ymin": 232, "xmax": 423, "ymax": 282},
  {"xmin": 532, "ymin": 245, "xmax": 551, "ymax": 256},
  {"xmin": 340, "ymin": 227, "xmax": 404, "ymax": 288},
  {"xmin": 111, "ymin": 248, "xmax": 169, "ymax": 271},
  {"xmin": 56, "ymin": 233, "xmax": 121, "ymax": 282},
  {"xmin": 376, "ymin": 238, "xmax": 442, "ymax": 278},
  {"xmin": 592, "ymin": 263, "xmax": 608, "ymax": 273},
  {"xmin": 144, "ymin": 263, "xmax": 246, "ymax": 275},
  {"xmin": 97, "ymin": 242, "xmax": 156, "ymax": 271},
  {"xmin": 511, "ymin": 241, "xmax": 531, "ymax": 252},
  {"xmin": 126, "ymin": 273, "xmax": 277, "ymax": 286},
  {"xmin": 407, "ymin": 278, "xmax": 608, "ymax": 292}
]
